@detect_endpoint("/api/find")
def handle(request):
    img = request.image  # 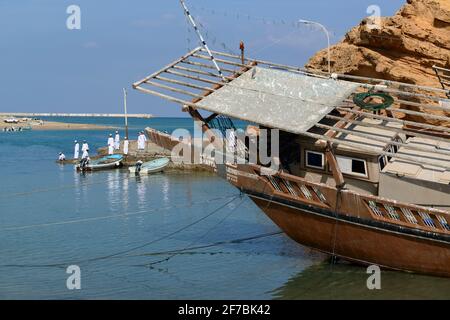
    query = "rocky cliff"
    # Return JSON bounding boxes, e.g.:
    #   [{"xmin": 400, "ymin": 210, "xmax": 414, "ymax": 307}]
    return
[{"xmin": 306, "ymin": 0, "xmax": 450, "ymax": 89}]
